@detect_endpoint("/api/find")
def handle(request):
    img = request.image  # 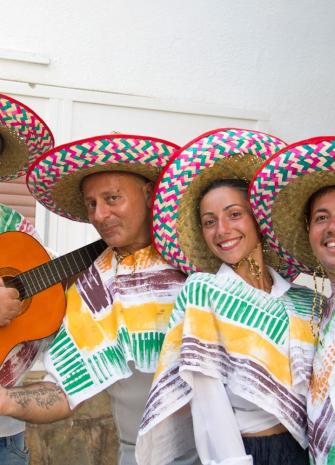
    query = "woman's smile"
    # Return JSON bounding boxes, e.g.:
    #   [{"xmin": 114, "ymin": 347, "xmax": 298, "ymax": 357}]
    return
[
  {"xmin": 200, "ymin": 186, "xmax": 260, "ymax": 266},
  {"xmin": 216, "ymin": 237, "xmax": 242, "ymax": 251}
]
